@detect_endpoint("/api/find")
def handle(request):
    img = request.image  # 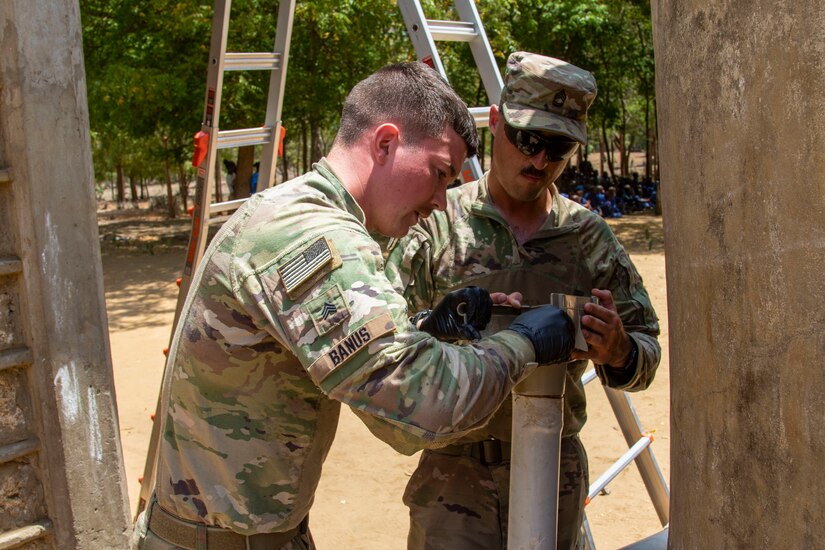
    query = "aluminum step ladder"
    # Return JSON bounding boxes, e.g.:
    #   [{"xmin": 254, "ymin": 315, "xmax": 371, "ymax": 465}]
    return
[
  {"xmin": 580, "ymin": 368, "xmax": 670, "ymax": 549},
  {"xmin": 397, "ymin": 0, "xmax": 502, "ymax": 182},
  {"xmin": 135, "ymin": 0, "xmax": 296, "ymax": 517}
]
